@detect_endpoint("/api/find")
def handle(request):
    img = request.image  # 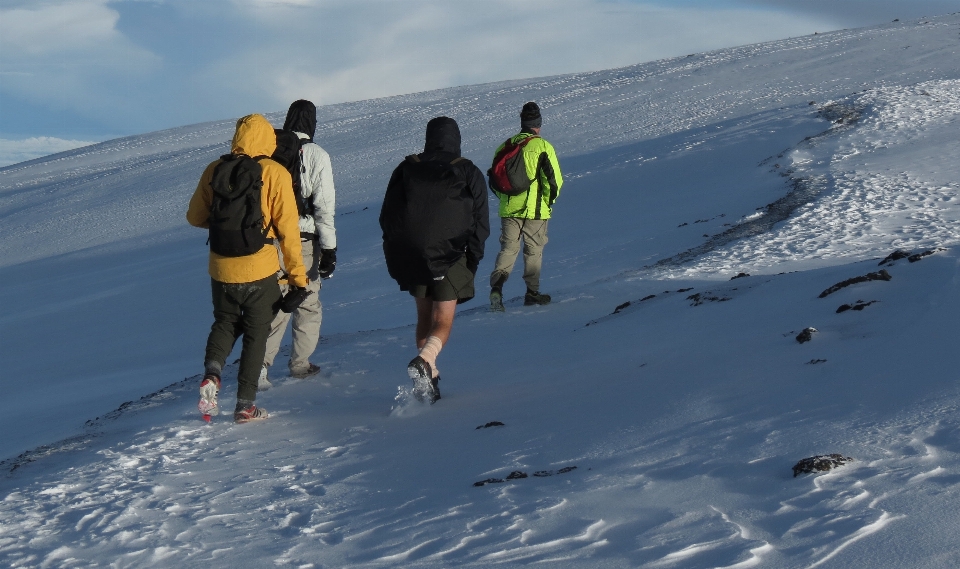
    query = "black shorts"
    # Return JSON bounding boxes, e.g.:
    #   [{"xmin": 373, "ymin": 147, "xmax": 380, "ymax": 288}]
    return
[{"xmin": 409, "ymin": 256, "xmax": 476, "ymax": 303}]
